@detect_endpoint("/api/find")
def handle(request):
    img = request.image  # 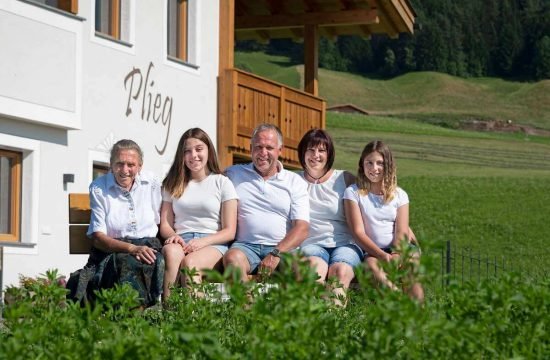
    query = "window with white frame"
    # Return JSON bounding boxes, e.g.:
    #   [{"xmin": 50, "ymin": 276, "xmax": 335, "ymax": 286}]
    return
[
  {"xmin": 0, "ymin": 149, "xmax": 22, "ymax": 242},
  {"xmin": 95, "ymin": 0, "xmax": 131, "ymax": 42}
]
